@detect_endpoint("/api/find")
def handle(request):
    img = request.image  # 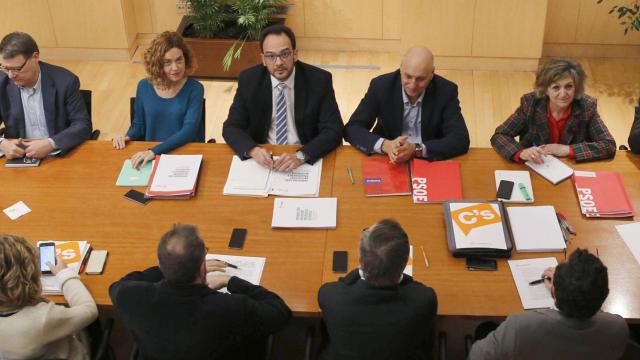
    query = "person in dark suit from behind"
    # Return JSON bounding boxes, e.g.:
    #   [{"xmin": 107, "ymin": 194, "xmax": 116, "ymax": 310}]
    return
[
  {"xmin": 109, "ymin": 224, "xmax": 292, "ymax": 360},
  {"xmin": 344, "ymin": 47, "xmax": 470, "ymax": 162},
  {"xmin": 469, "ymin": 248, "xmax": 628, "ymax": 360},
  {"xmin": 222, "ymin": 24, "xmax": 343, "ymax": 172},
  {"xmin": 318, "ymin": 219, "xmax": 438, "ymax": 360},
  {"xmin": 628, "ymin": 97, "xmax": 640, "ymax": 153},
  {"xmin": 0, "ymin": 32, "xmax": 92, "ymax": 159}
]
